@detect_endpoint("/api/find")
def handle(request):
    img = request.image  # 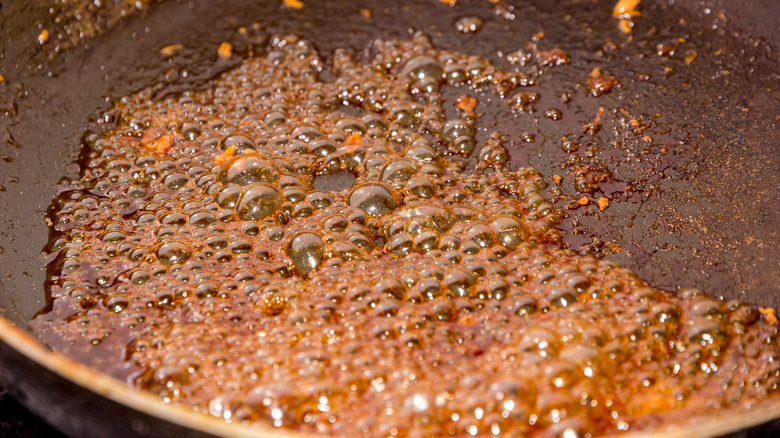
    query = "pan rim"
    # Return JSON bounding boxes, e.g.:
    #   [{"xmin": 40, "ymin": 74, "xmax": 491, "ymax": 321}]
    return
[
  {"xmin": 0, "ymin": 316, "xmax": 311, "ymax": 438},
  {"xmin": 2, "ymin": 316, "xmax": 780, "ymax": 437}
]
